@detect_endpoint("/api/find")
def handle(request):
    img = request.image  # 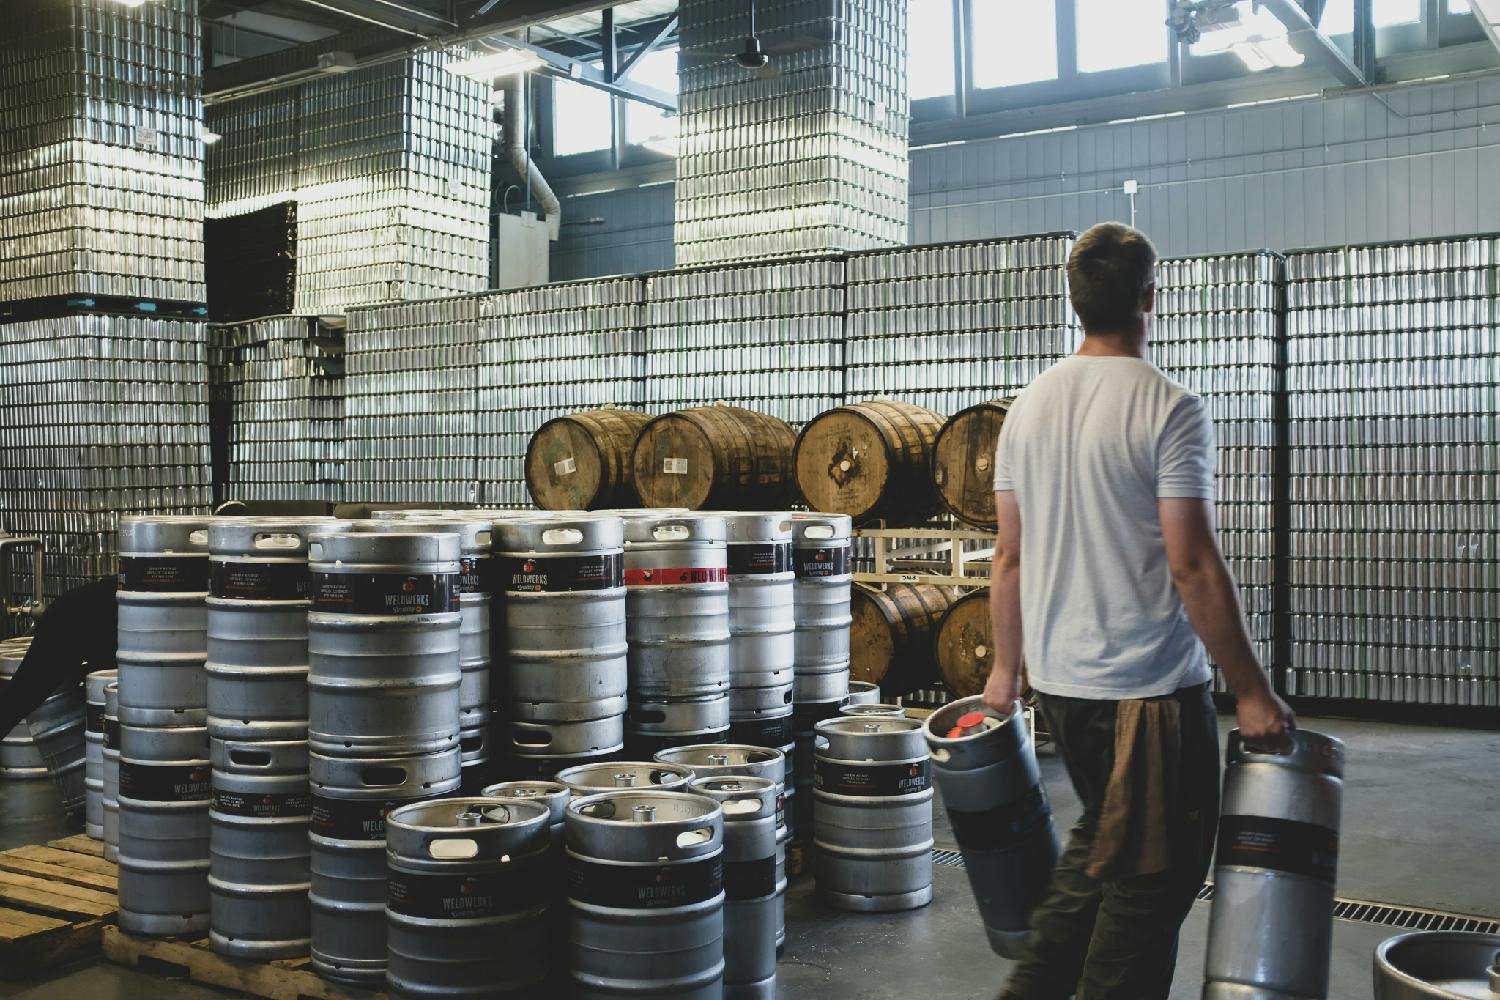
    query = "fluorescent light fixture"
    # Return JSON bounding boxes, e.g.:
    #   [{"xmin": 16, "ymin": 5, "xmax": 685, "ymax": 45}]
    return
[
  {"xmin": 640, "ymin": 134, "xmax": 678, "ymax": 157},
  {"xmin": 1231, "ymin": 41, "xmax": 1274, "ymax": 71},
  {"xmin": 447, "ymin": 49, "xmax": 542, "ymax": 81},
  {"xmin": 1257, "ymin": 36, "xmax": 1306, "ymax": 68},
  {"xmin": 108, "ymin": 0, "xmax": 149, "ymax": 7},
  {"xmin": 200, "ymin": 128, "xmax": 222, "ymax": 145}
]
